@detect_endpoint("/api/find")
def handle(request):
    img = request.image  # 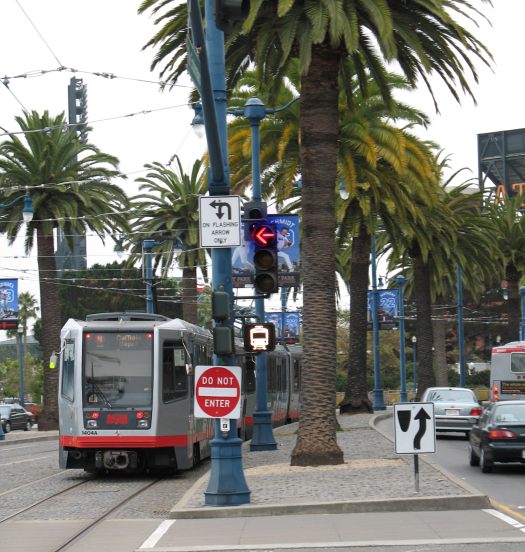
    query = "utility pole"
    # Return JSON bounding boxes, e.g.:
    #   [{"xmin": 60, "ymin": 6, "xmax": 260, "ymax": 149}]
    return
[{"xmin": 188, "ymin": 0, "xmax": 250, "ymax": 506}]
